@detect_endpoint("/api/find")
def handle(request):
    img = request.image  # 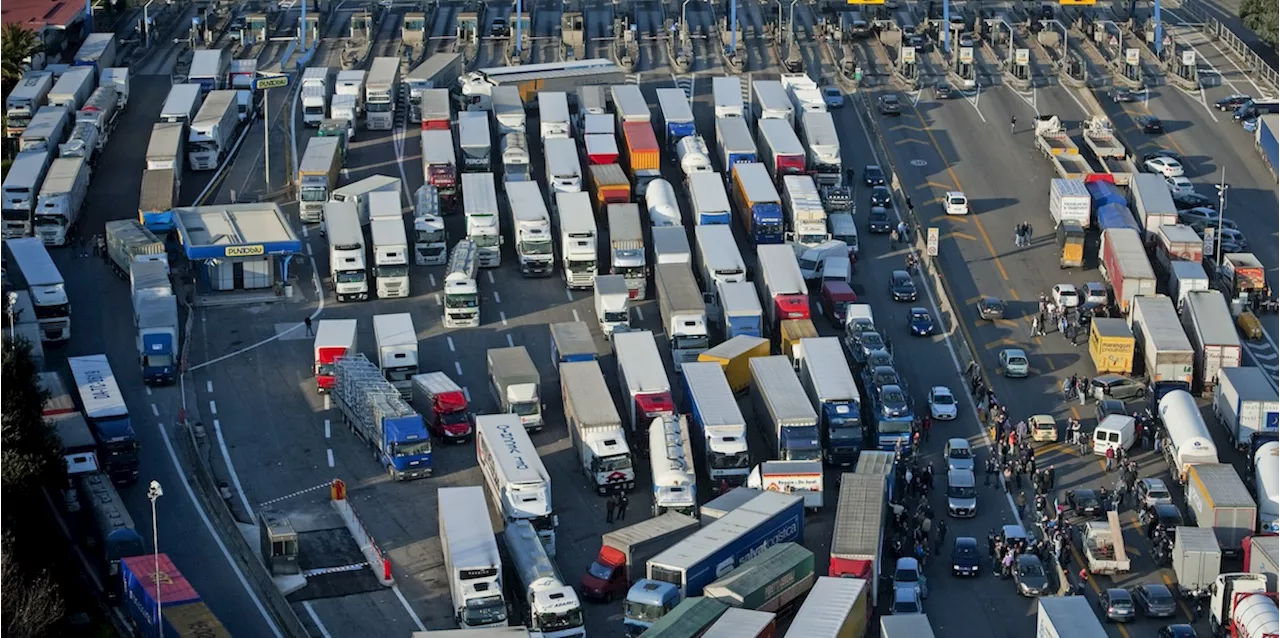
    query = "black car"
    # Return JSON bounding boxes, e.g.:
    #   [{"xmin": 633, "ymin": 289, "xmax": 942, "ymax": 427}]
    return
[
  {"xmin": 1110, "ymin": 87, "xmax": 1136, "ymax": 103},
  {"xmin": 1131, "ymin": 583, "xmax": 1178, "ymax": 618},
  {"xmin": 936, "ymin": 83, "xmax": 953, "ymax": 99},
  {"xmin": 868, "ymin": 206, "xmax": 892, "ymax": 233},
  {"xmin": 863, "ymin": 165, "xmax": 886, "ymax": 186},
  {"xmin": 951, "ymin": 537, "xmax": 981, "ymax": 577},
  {"xmin": 1013, "ymin": 554, "xmax": 1050, "ymax": 597},
  {"xmin": 890, "ymin": 270, "xmax": 917, "ymax": 302},
  {"xmin": 878, "ymin": 94, "xmax": 902, "ymax": 115},
  {"xmin": 1158, "ymin": 625, "xmax": 1198, "ymax": 638},
  {"xmin": 1142, "ymin": 503, "xmax": 1185, "ymax": 539},
  {"xmin": 1139, "ymin": 115, "xmax": 1165, "ymax": 133},
  {"xmin": 1215, "ymin": 94, "xmax": 1252, "ymax": 111},
  {"xmin": 870, "ymin": 185, "xmax": 892, "ymax": 207},
  {"xmin": 977, "ymin": 296, "xmax": 1005, "ymax": 320},
  {"xmin": 1172, "ymin": 191, "xmax": 1216, "ymax": 211},
  {"xmin": 1094, "ymin": 398, "xmax": 1126, "ymax": 423},
  {"xmin": 1062, "ymin": 488, "xmax": 1105, "ymax": 519}
]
